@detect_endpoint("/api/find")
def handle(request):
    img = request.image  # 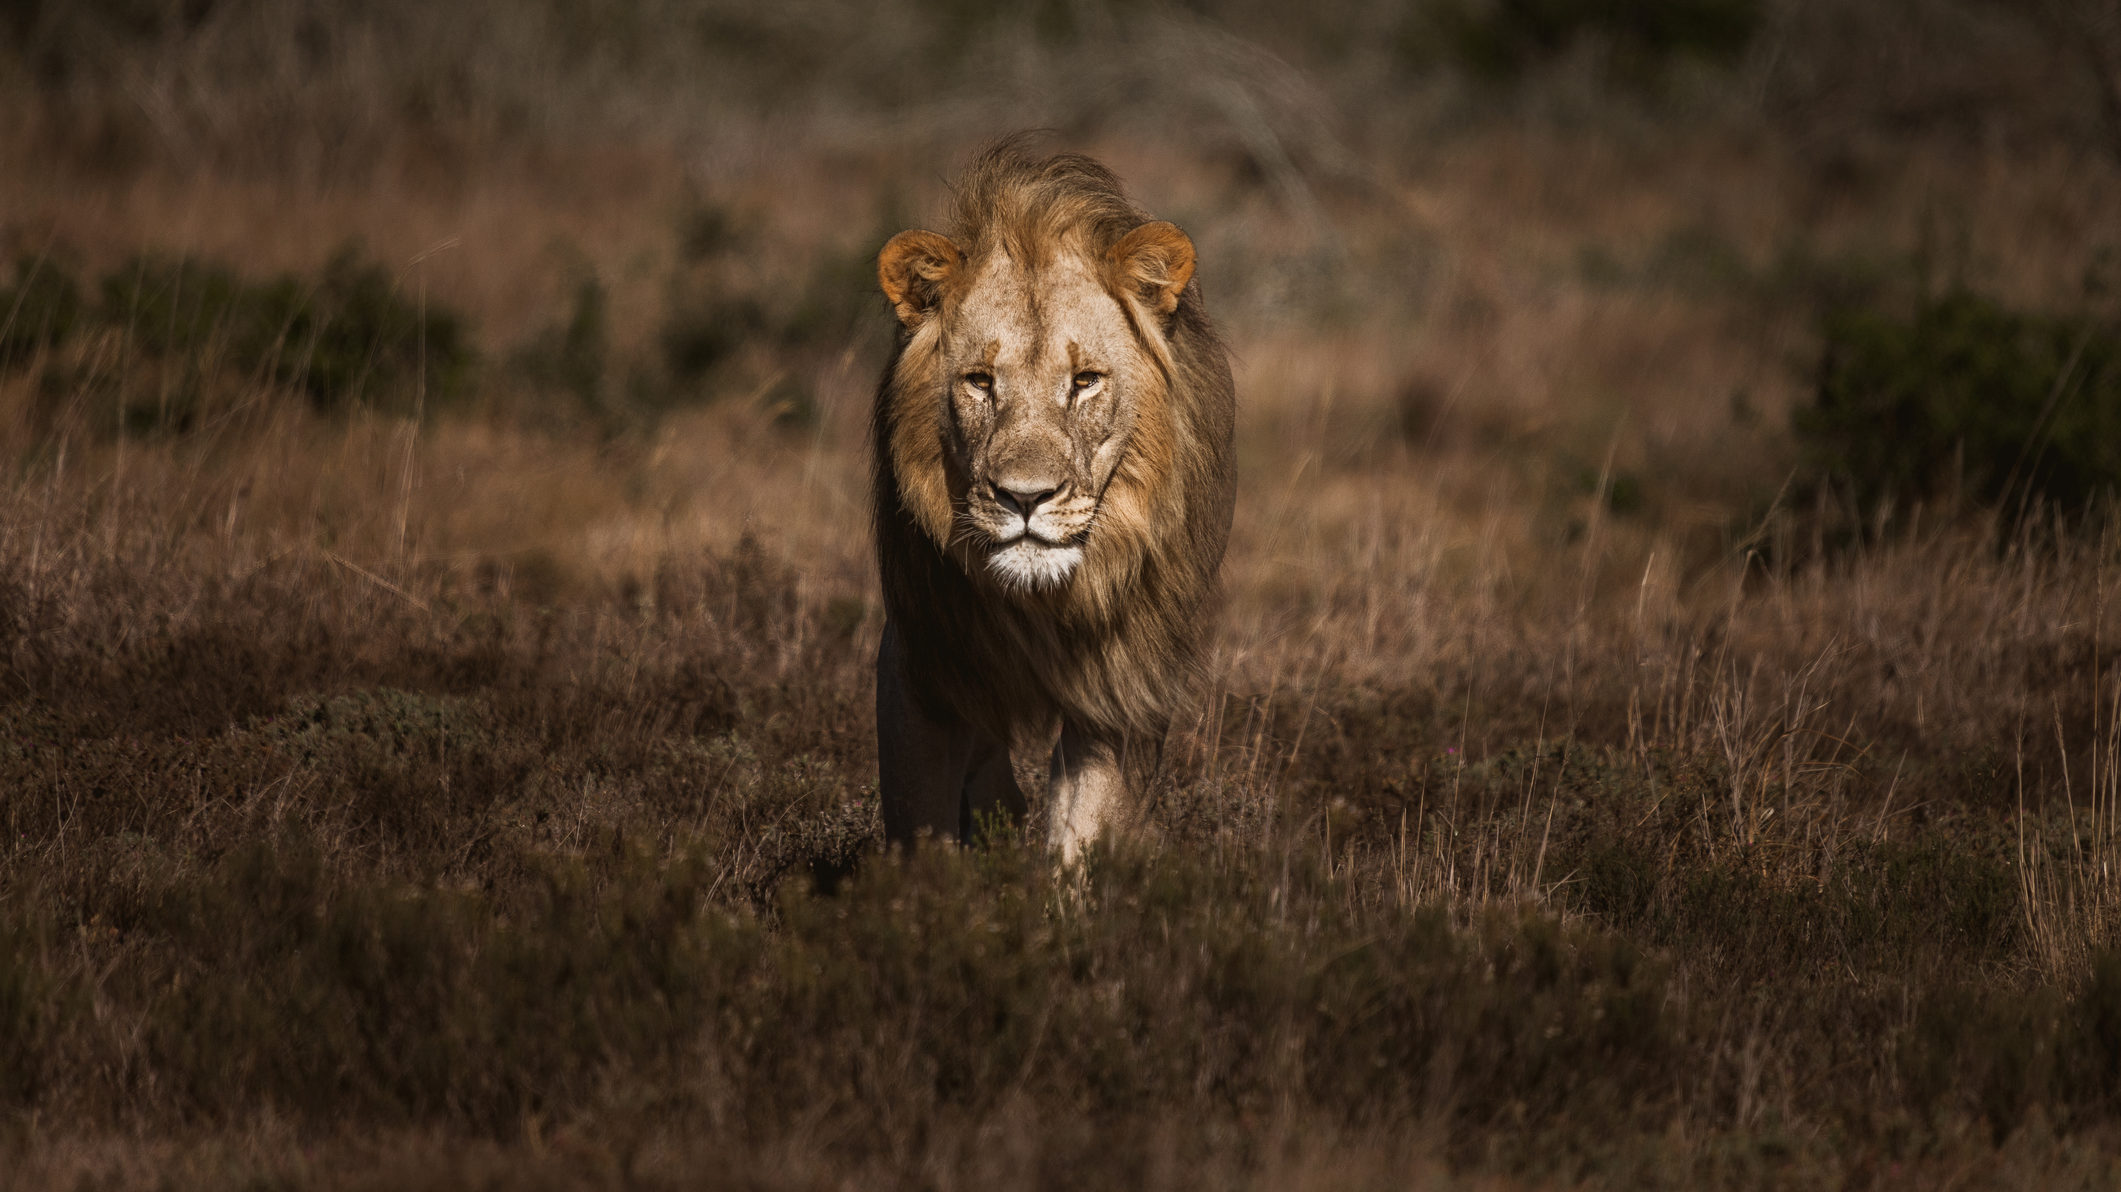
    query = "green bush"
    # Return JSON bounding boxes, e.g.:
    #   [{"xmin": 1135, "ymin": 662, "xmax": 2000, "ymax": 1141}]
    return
[
  {"xmin": 511, "ymin": 272, "xmax": 610, "ymax": 416},
  {"xmin": 100, "ymin": 242, "xmax": 473, "ymax": 419},
  {"xmin": 0, "ymin": 255, "xmax": 84, "ymax": 366},
  {"xmin": 651, "ymin": 199, "xmax": 888, "ymax": 414},
  {"xmin": 1796, "ymin": 290, "xmax": 2121, "ymax": 522},
  {"xmin": 657, "ymin": 291, "xmax": 765, "ymax": 387}
]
